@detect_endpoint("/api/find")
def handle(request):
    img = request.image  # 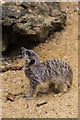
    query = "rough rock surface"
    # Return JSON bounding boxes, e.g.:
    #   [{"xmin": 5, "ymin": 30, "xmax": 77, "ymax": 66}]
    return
[{"xmin": 2, "ymin": 2, "xmax": 66, "ymax": 43}]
